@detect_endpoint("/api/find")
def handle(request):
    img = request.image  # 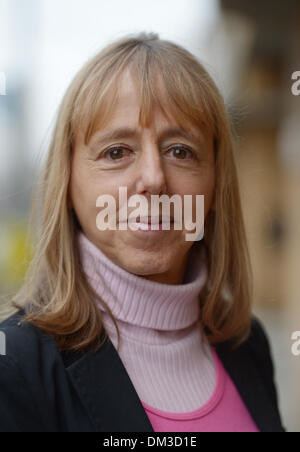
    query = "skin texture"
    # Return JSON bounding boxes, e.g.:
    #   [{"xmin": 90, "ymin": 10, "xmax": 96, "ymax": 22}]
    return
[{"xmin": 69, "ymin": 69, "xmax": 216, "ymax": 285}]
